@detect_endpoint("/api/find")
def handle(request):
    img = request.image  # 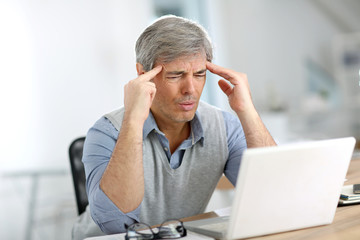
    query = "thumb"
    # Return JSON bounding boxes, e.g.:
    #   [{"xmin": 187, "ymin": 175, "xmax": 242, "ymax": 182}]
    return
[{"xmin": 218, "ymin": 79, "xmax": 232, "ymax": 97}]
